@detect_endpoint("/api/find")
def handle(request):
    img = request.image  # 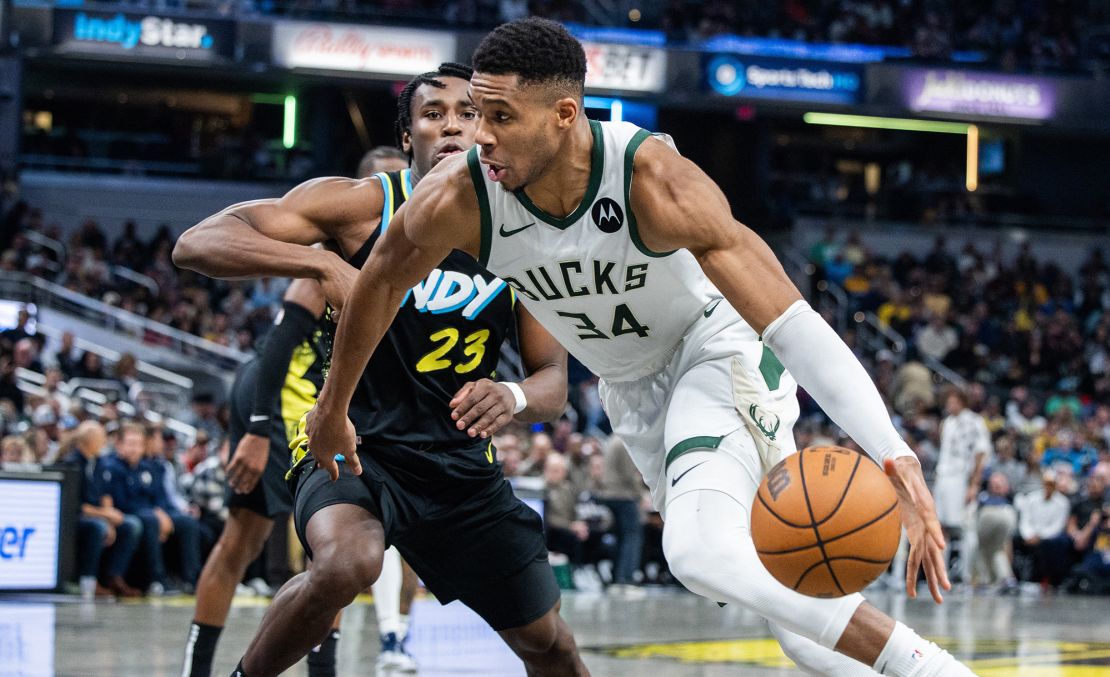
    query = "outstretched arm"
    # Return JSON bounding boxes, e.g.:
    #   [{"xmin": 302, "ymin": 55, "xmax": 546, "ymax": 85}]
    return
[
  {"xmin": 305, "ymin": 157, "xmax": 482, "ymax": 480},
  {"xmin": 629, "ymin": 136, "xmax": 949, "ymax": 603},
  {"xmin": 172, "ymin": 177, "xmax": 383, "ymax": 307}
]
